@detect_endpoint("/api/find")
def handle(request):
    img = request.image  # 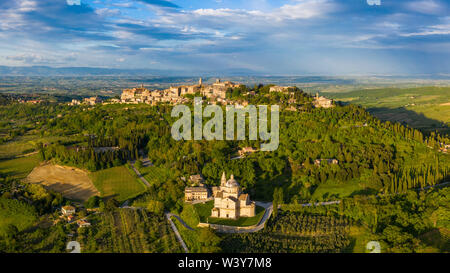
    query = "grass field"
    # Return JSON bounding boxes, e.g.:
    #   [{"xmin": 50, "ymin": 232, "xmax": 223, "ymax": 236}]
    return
[
  {"xmin": 326, "ymin": 86, "xmax": 450, "ymax": 135},
  {"xmin": 0, "ymin": 197, "xmax": 37, "ymax": 236},
  {"xmin": 0, "ymin": 135, "xmax": 77, "ymax": 160},
  {"xmin": 194, "ymin": 201, "xmax": 265, "ymax": 227},
  {"xmin": 0, "ymin": 153, "xmax": 41, "ymax": 180},
  {"xmin": 171, "ymin": 216, "xmax": 202, "ymax": 252},
  {"xmin": 89, "ymin": 165, "xmax": 147, "ymax": 202},
  {"xmin": 311, "ymin": 180, "xmax": 365, "ymax": 200},
  {"xmin": 136, "ymin": 165, "xmax": 178, "ymax": 186}
]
